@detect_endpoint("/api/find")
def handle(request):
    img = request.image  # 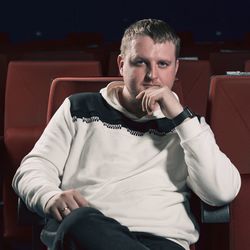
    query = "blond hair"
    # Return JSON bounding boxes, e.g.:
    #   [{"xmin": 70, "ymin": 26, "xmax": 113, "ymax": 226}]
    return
[{"xmin": 120, "ymin": 19, "xmax": 180, "ymax": 58}]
